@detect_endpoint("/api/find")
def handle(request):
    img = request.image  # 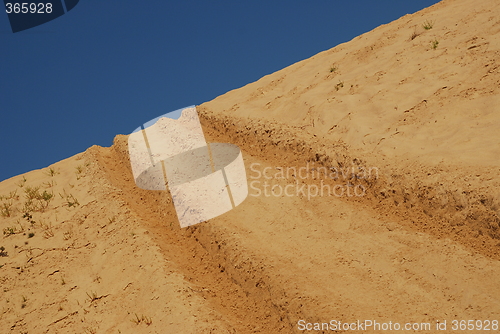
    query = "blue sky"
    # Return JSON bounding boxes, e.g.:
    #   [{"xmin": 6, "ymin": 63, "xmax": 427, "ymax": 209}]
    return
[{"xmin": 0, "ymin": 0, "xmax": 440, "ymax": 182}]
